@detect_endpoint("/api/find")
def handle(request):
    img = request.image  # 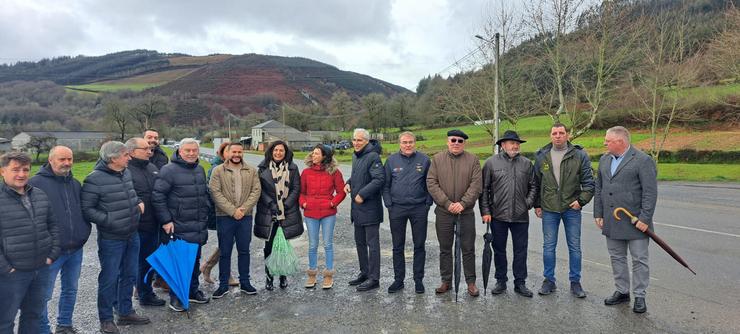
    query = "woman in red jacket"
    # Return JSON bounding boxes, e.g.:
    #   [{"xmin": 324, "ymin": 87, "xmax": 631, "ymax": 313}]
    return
[{"xmin": 300, "ymin": 144, "xmax": 346, "ymax": 289}]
